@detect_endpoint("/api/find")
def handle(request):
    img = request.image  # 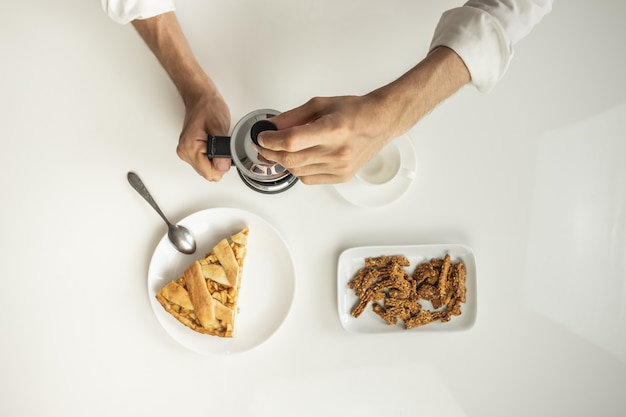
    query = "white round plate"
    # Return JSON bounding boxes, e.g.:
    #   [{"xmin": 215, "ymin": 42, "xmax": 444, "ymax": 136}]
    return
[
  {"xmin": 334, "ymin": 134, "xmax": 417, "ymax": 207},
  {"xmin": 148, "ymin": 208, "xmax": 295, "ymax": 354}
]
